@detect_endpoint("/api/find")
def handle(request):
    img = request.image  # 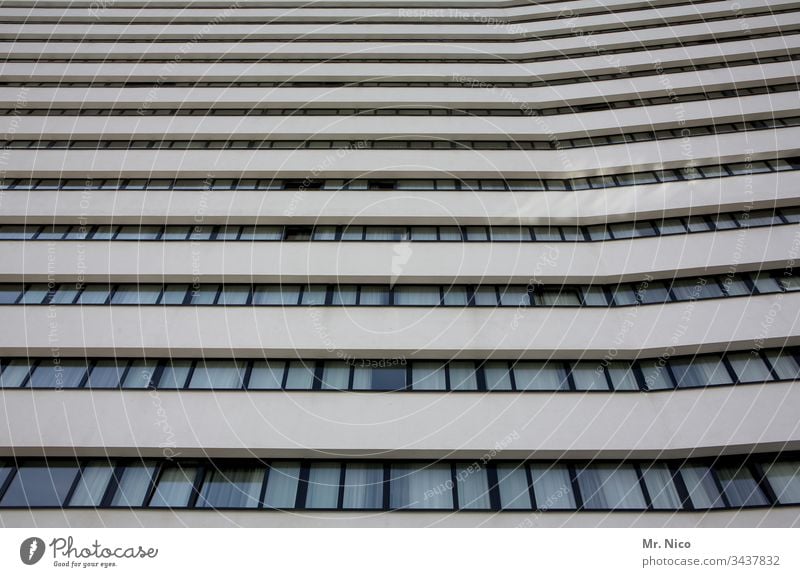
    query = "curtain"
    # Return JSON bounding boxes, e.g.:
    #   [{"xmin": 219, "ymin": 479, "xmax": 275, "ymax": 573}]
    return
[
  {"xmin": 448, "ymin": 362, "xmax": 478, "ymax": 391},
  {"xmin": 86, "ymin": 361, "xmax": 127, "ymax": 388},
  {"xmin": 638, "ymin": 361, "xmax": 673, "ymax": 390},
  {"xmin": 410, "ymin": 227, "xmax": 437, "ymax": 240},
  {"xmin": 390, "ymin": 463, "xmax": 452, "ymax": 509},
  {"xmin": 530, "ymin": 464, "xmax": 575, "ymax": 510},
  {"xmin": 321, "ymin": 363, "xmax": 350, "ymax": 390},
  {"xmin": 411, "ymin": 363, "xmax": 446, "ymax": 390},
  {"xmin": 498, "ymin": 287, "xmax": 530, "ymax": 306},
  {"xmin": 606, "ymin": 362, "xmax": 639, "ymax": 391},
  {"xmin": 305, "ymin": 464, "xmax": 341, "ymax": 508},
  {"xmin": 726, "ymin": 353, "xmax": 771, "ymax": 383},
  {"xmin": 766, "ymin": 352, "xmax": 800, "ymax": 380},
  {"xmin": 312, "ymin": 226, "xmax": 336, "ymax": 240},
  {"xmin": 571, "ymin": 365, "xmax": 609, "ymax": 391},
  {"xmin": 455, "ymin": 464, "xmax": 490, "ymax": 510},
  {"xmin": 248, "ymin": 361, "xmax": 285, "ymax": 389},
  {"xmin": 473, "ymin": 288, "xmax": 498, "ymax": 306},
  {"xmin": 252, "ymin": 286, "xmax": 300, "ymax": 305},
  {"xmin": 198, "ymin": 467, "xmax": 263, "ymax": 509},
  {"xmin": 465, "ymin": 227, "xmax": 488, "ymax": 241},
  {"xmin": 765, "ymin": 461, "xmax": 800, "ymax": 504},
  {"xmin": 438, "ymin": 227, "xmax": 462, "ymax": 241},
  {"xmin": 263, "ymin": 463, "xmax": 301, "ymax": 508},
  {"xmin": 496, "ymin": 464, "xmax": 531, "ymax": 510},
  {"xmin": 538, "ymin": 290, "xmax": 580, "ymax": 306},
  {"xmin": 483, "ymin": 362, "xmax": 513, "ymax": 390},
  {"xmin": 680, "ymin": 466, "xmax": 724, "ymax": 509},
  {"xmin": 671, "ymin": 356, "xmax": 732, "ymax": 388},
  {"xmin": 0, "ymin": 361, "xmax": 32, "ymax": 388},
  {"xmin": 394, "ymin": 286, "xmax": 440, "ymax": 306},
  {"xmin": 365, "ymin": 227, "xmax": 407, "ymax": 241},
  {"xmin": 532, "ymin": 227, "xmax": 561, "ymax": 241},
  {"xmin": 490, "ymin": 227, "xmax": 530, "ymax": 241},
  {"xmin": 149, "ymin": 466, "xmax": 197, "ymax": 508},
  {"xmin": 158, "ymin": 361, "xmax": 192, "ymax": 389},
  {"xmin": 284, "ymin": 362, "xmax": 315, "ymax": 390},
  {"xmin": 513, "ymin": 362, "xmax": 567, "ymax": 391},
  {"xmin": 641, "ymin": 464, "xmax": 681, "ymax": 509},
  {"xmin": 578, "ymin": 465, "xmax": 645, "ymax": 509},
  {"xmin": 301, "ymin": 286, "xmax": 327, "ymax": 305},
  {"xmin": 343, "ymin": 464, "xmax": 383, "ymax": 509},
  {"xmin": 110, "ymin": 463, "xmax": 157, "ymax": 507},
  {"xmin": 359, "ymin": 286, "xmax": 390, "ymax": 305},
  {"xmin": 29, "ymin": 360, "xmax": 88, "ymax": 388},
  {"xmin": 716, "ymin": 467, "xmax": 767, "ymax": 507},
  {"xmin": 67, "ymin": 462, "xmax": 114, "ymax": 506},
  {"xmin": 351, "ymin": 367, "xmax": 371, "ymax": 390},
  {"xmin": 189, "ymin": 361, "xmax": 245, "ymax": 389},
  {"xmin": 121, "ymin": 361, "xmax": 157, "ymax": 389},
  {"xmin": 332, "ymin": 286, "xmax": 357, "ymax": 305},
  {"xmin": 442, "ymin": 287, "xmax": 468, "ymax": 306}
]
